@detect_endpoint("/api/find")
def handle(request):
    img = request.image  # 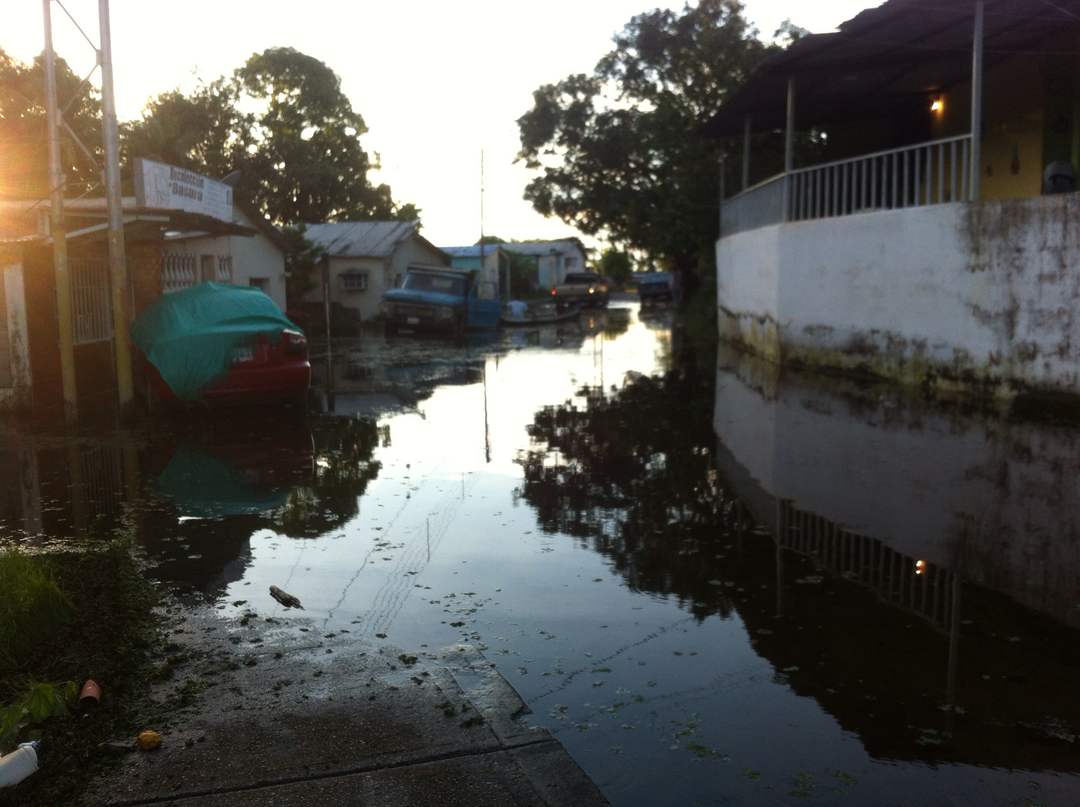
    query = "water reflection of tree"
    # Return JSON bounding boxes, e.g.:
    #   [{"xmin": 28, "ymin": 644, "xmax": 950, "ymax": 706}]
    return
[
  {"xmin": 275, "ymin": 417, "xmax": 382, "ymax": 537},
  {"xmin": 516, "ymin": 371, "xmax": 734, "ymax": 619}
]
